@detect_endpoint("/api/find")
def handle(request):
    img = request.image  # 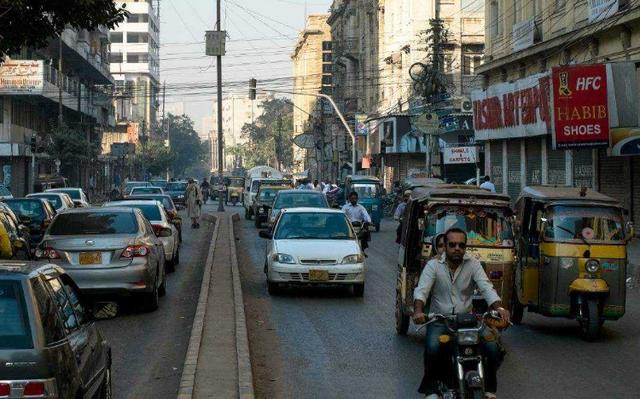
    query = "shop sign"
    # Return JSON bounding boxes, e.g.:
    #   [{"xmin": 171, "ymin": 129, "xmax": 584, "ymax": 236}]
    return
[
  {"xmin": 411, "ymin": 112, "xmax": 439, "ymax": 134},
  {"xmin": 355, "ymin": 113, "xmax": 369, "ymax": 136},
  {"xmin": 0, "ymin": 60, "xmax": 44, "ymax": 95},
  {"xmin": 443, "ymin": 146, "xmax": 479, "ymax": 165},
  {"xmin": 551, "ymin": 64, "xmax": 609, "ymax": 149},
  {"xmin": 471, "ymin": 73, "xmax": 551, "ymax": 141},
  {"xmin": 588, "ymin": 0, "xmax": 618, "ymax": 22},
  {"xmin": 512, "ymin": 19, "xmax": 535, "ymax": 52}
]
